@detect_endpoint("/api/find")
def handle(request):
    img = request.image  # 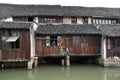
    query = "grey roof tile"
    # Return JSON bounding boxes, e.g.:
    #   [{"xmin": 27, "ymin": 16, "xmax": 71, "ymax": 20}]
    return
[
  {"xmin": 0, "ymin": 21, "xmax": 32, "ymax": 29},
  {"xmin": 0, "ymin": 3, "xmax": 120, "ymax": 19},
  {"xmin": 36, "ymin": 24, "xmax": 100, "ymax": 35},
  {"xmin": 99, "ymin": 24, "xmax": 120, "ymax": 37}
]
